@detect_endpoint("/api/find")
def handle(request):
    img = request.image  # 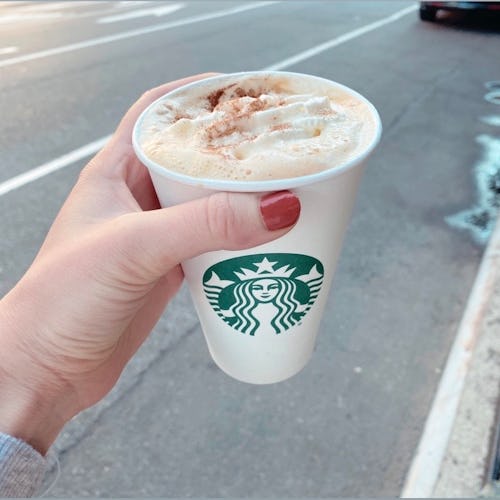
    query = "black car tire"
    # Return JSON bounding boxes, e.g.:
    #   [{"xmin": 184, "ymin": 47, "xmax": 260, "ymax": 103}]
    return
[{"xmin": 419, "ymin": 6, "xmax": 438, "ymax": 21}]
